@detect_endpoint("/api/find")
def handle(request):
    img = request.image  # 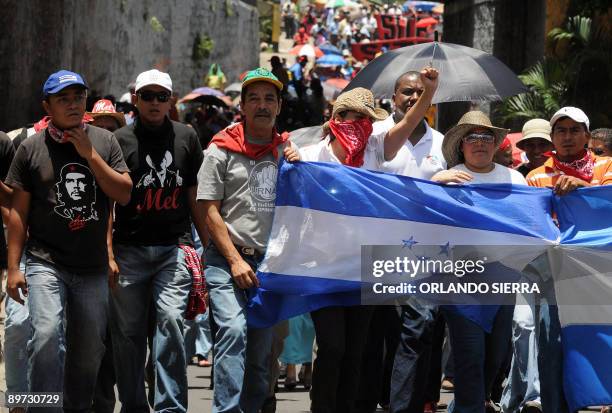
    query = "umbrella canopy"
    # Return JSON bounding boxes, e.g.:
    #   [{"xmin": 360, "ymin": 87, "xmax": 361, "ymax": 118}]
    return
[
  {"xmin": 345, "ymin": 42, "xmax": 528, "ymax": 103},
  {"xmin": 179, "ymin": 87, "xmax": 232, "ymax": 107},
  {"xmin": 416, "ymin": 17, "xmax": 439, "ymax": 28},
  {"xmin": 289, "ymin": 44, "xmax": 324, "ymax": 58},
  {"xmin": 323, "ymin": 78, "xmax": 350, "ymax": 100},
  {"xmin": 319, "ymin": 44, "xmax": 343, "ymax": 56},
  {"xmin": 191, "ymin": 87, "xmax": 225, "ymax": 97},
  {"xmin": 403, "ymin": 1, "xmax": 441, "ymax": 13},
  {"xmin": 317, "ymin": 54, "xmax": 347, "ymax": 67},
  {"xmin": 326, "ymin": 0, "xmax": 357, "ymax": 8}
]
